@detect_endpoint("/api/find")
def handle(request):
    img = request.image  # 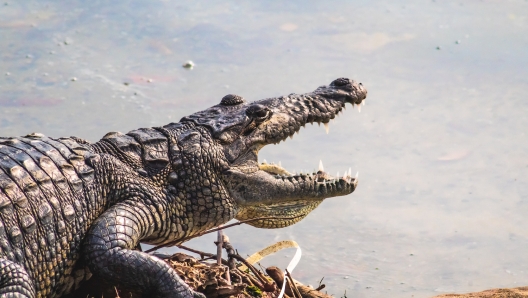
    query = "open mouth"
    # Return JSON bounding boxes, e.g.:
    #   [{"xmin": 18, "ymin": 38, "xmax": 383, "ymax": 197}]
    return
[
  {"xmin": 254, "ymin": 100, "xmax": 365, "ymax": 195},
  {"xmin": 230, "ymin": 99, "xmax": 364, "ymax": 229},
  {"xmin": 222, "ymin": 78, "xmax": 367, "ymax": 228}
]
